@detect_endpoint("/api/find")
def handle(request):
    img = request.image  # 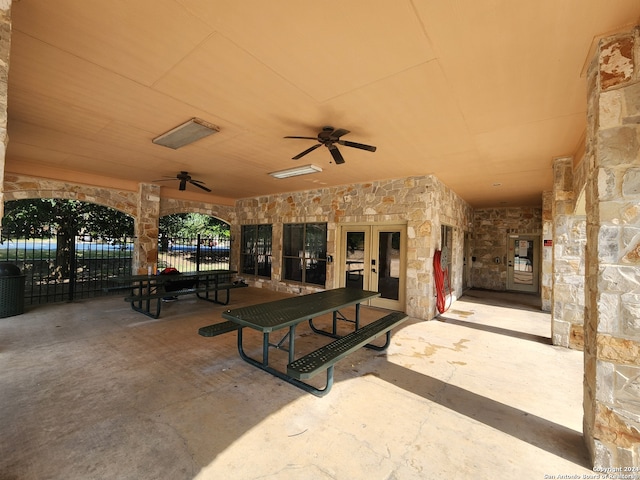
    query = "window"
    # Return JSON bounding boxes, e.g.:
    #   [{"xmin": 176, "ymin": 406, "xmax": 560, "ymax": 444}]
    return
[
  {"xmin": 283, "ymin": 223, "xmax": 327, "ymax": 286},
  {"xmin": 240, "ymin": 224, "xmax": 272, "ymax": 278}
]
